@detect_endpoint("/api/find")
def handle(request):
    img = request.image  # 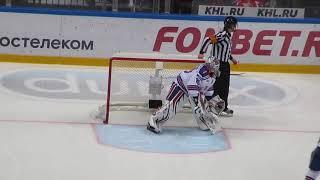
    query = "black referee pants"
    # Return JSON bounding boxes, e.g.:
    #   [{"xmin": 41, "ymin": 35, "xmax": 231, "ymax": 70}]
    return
[{"xmin": 213, "ymin": 61, "xmax": 230, "ymax": 109}]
